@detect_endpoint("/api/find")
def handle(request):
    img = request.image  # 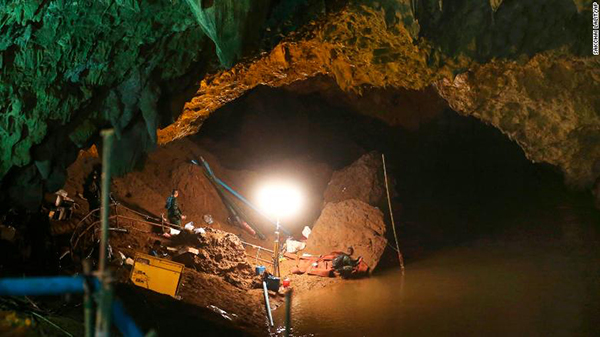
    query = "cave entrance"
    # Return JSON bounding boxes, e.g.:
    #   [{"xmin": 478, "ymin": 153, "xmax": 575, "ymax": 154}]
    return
[
  {"xmin": 12, "ymin": 75, "xmax": 598, "ymax": 337},
  {"xmin": 189, "ymin": 77, "xmax": 600, "ymax": 336},
  {"xmin": 194, "ymin": 76, "xmax": 599, "ymax": 259}
]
